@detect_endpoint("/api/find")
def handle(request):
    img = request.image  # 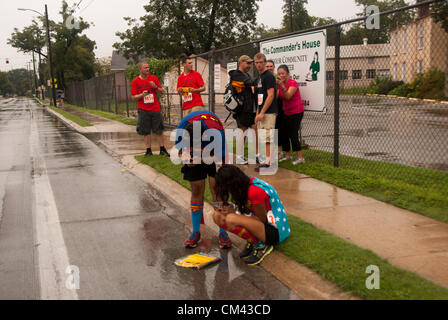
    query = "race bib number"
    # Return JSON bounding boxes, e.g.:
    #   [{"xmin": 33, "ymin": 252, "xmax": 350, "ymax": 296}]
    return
[
  {"xmin": 258, "ymin": 94, "xmax": 264, "ymax": 106},
  {"xmin": 183, "ymin": 93, "xmax": 193, "ymax": 103},
  {"xmin": 266, "ymin": 210, "xmax": 278, "ymax": 229},
  {"xmin": 144, "ymin": 94, "xmax": 154, "ymax": 104}
]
